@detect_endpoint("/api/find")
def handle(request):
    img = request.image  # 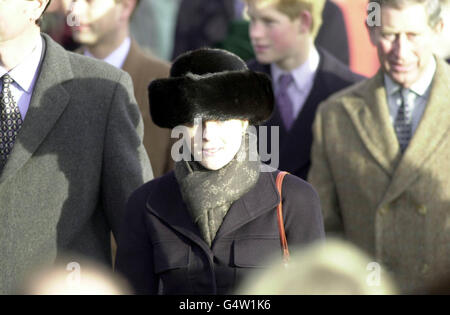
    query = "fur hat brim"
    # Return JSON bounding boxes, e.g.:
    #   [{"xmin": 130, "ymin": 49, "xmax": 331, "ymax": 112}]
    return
[{"xmin": 149, "ymin": 70, "xmax": 274, "ymax": 129}]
